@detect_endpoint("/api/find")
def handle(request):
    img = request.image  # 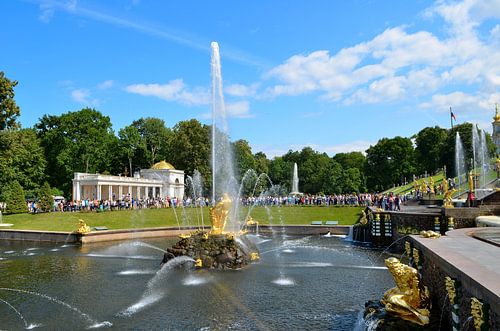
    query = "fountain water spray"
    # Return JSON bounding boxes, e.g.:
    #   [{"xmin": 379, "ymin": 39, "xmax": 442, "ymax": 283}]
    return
[
  {"xmin": 455, "ymin": 132, "xmax": 466, "ymax": 194},
  {"xmin": 290, "ymin": 163, "xmax": 300, "ymax": 195},
  {"xmin": 119, "ymin": 256, "xmax": 195, "ymax": 316},
  {"xmin": 0, "ymin": 288, "xmax": 111, "ymax": 328},
  {"xmin": 210, "ymin": 41, "xmax": 240, "ymax": 233}
]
